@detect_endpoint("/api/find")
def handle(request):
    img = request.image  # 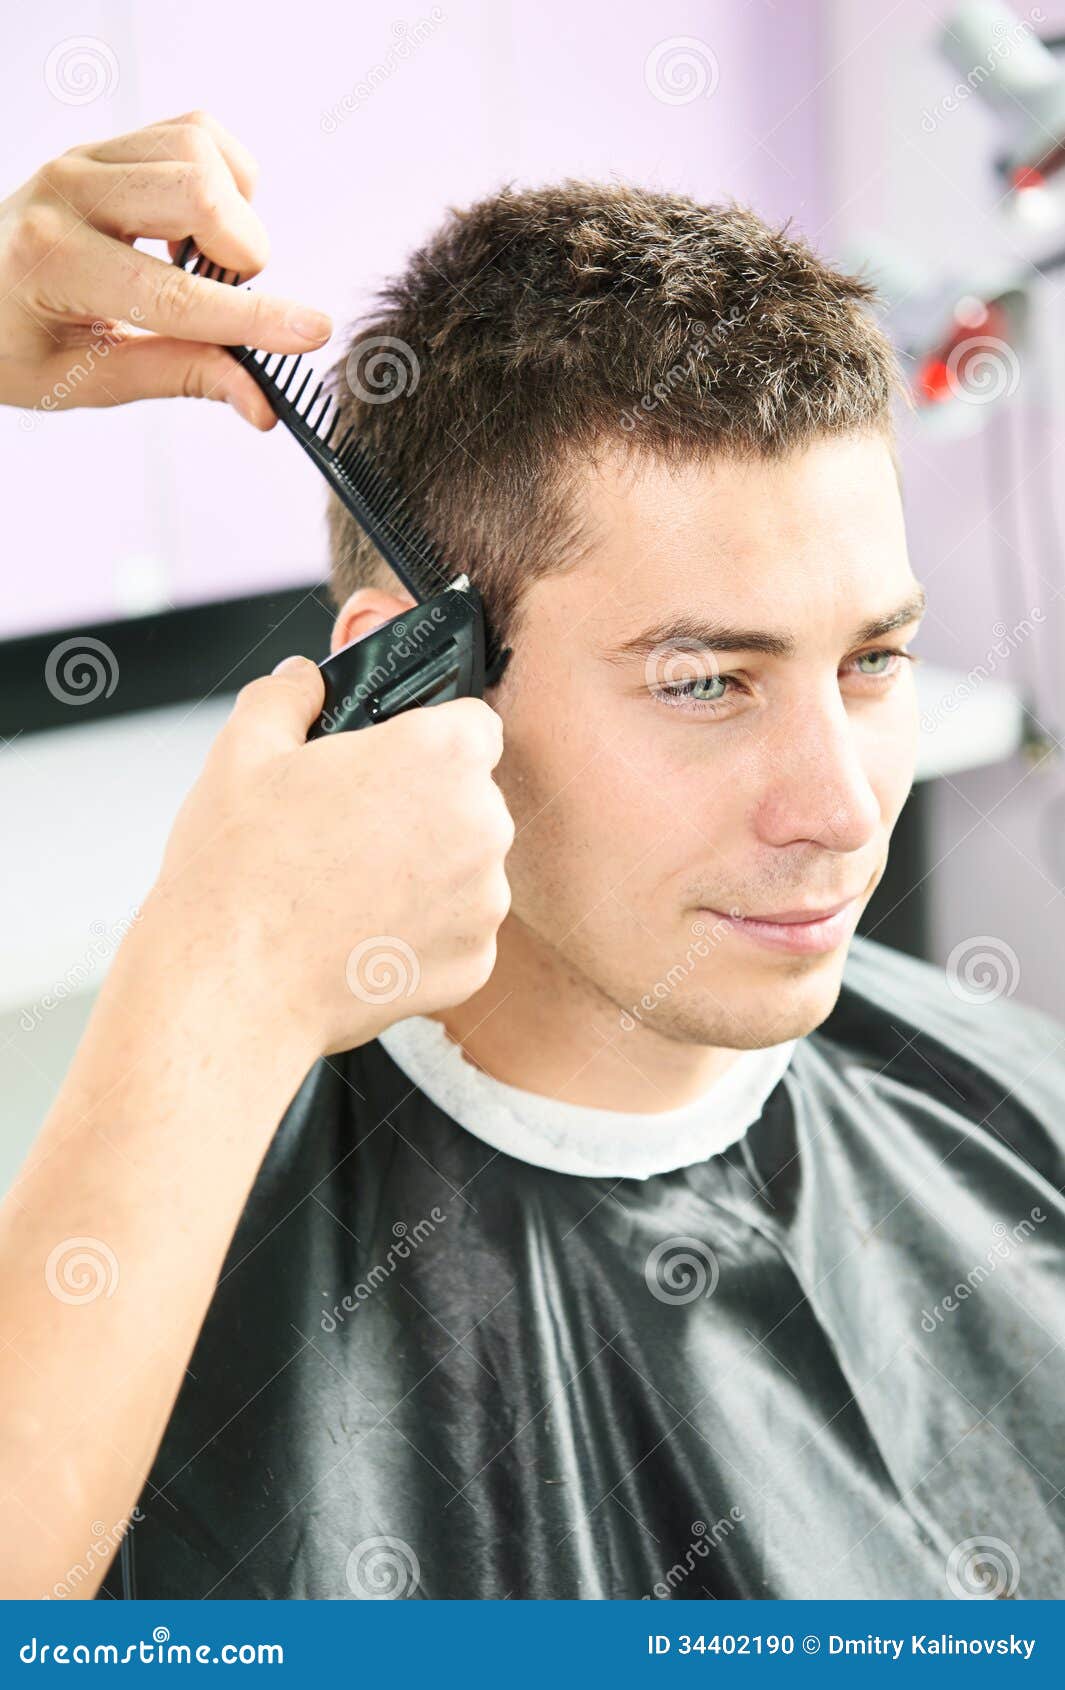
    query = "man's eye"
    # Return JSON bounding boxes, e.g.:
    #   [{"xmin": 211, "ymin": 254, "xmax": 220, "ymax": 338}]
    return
[
  {"xmin": 653, "ymin": 674, "xmax": 741, "ymax": 712},
  {"xmin": 851, "ymin": 648, "xmax": 917, "ymax": 680},
  {"xmin": 651, "ymin": 649, "xmax": 918, "ymax": 715}
]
